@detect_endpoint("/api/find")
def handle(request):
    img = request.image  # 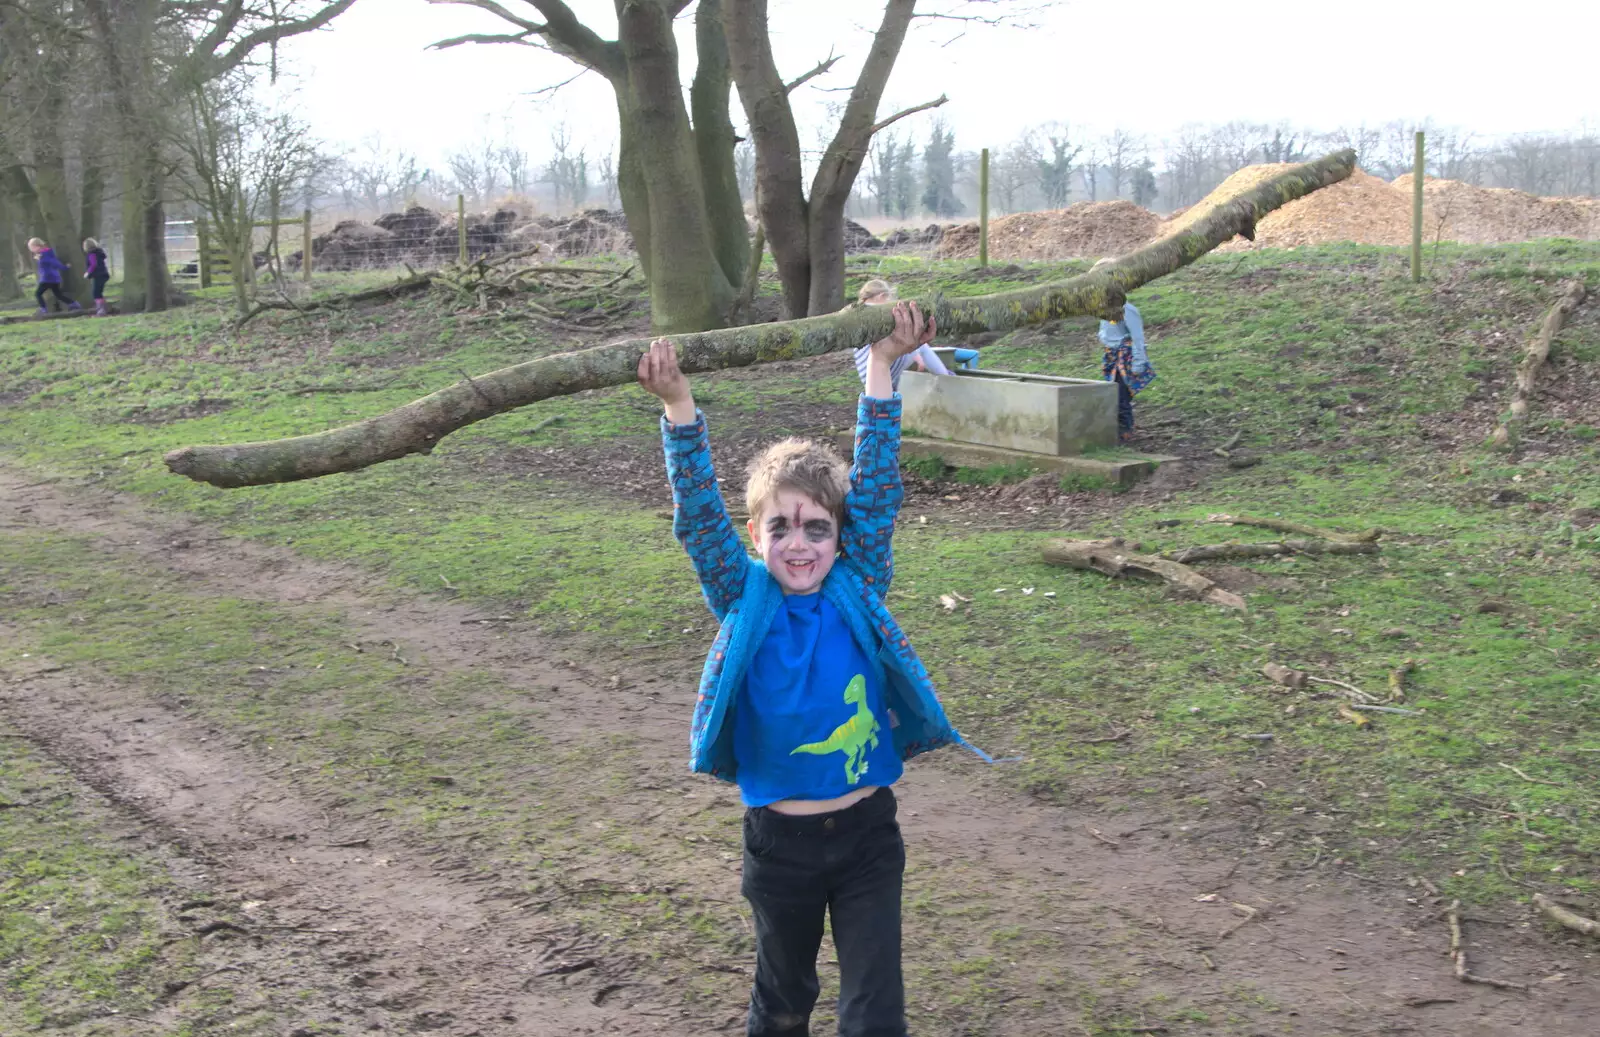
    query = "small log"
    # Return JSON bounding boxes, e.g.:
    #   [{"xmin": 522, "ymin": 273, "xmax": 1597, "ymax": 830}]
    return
[
  {"xmin": 1164, "ymin": 539, "xmax": 1378, "ymax": 564},
  {"xmin": 1262, "ymin": 663, "xmax": 1308, "ymax": 690},
  {"xmin": 1532, "ymin": 893, "xmax": 1600, "ymax": 938},
  {"xmin": 1042, "ymin": 538, "xmax": 1246, "ymax": 610},
  {"xmin": 1388, "ymin": 658, "xmax": 1417, "ymax": 701},
  {"xmin": 1204, "ymin": 513, "xmax": 1380, "ymax": 544},
  {"xmin": 1493, "ymin": 280, "xmax": 1588, "ymax": 449}
]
